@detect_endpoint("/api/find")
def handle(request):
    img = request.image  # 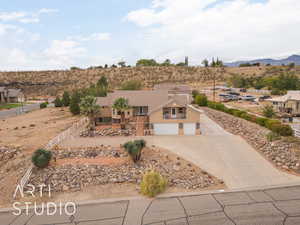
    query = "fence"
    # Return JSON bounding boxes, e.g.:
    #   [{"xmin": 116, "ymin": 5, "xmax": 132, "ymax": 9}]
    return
[
  {"xmin": 17, "ymin": 165, "xmax": 33, "ymax": 193},
  {"xmin": 291, "ymin": 124, "xmax": 300, "ymax": 138},
  {"xmin": 45, "ymin": 117, "xmax": 89, "ymax": 150},
  {"xmin": 17, "ymin": 117, "xmax": 89, "ymax": 192}
]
